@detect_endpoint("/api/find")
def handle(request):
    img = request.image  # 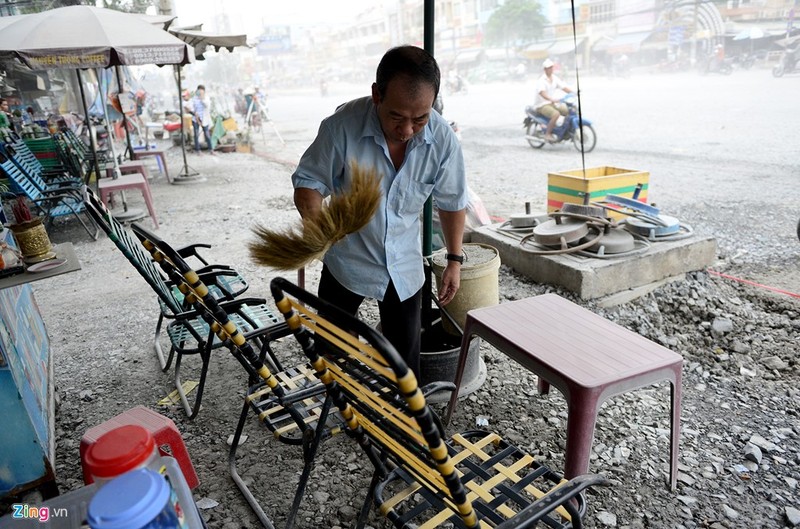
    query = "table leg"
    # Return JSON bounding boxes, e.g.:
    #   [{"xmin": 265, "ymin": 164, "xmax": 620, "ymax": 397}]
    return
[
  {"xmin": 564, "ymin": 395, "xmax": 601, "ymax": 479},
  {"xmin": 669, "ymin": 377, "xmax": 681, "ymax": 491},
  {"xmin": 443, "ymin": 329, "xmax": 476, "ymax": 426}
]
